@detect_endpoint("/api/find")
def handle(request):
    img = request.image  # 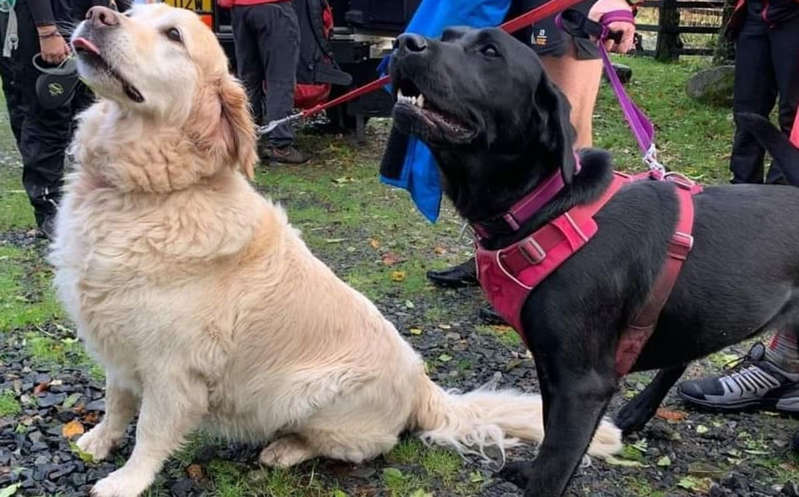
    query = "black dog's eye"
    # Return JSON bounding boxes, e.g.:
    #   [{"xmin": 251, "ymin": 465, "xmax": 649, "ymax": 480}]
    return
[
  {"xmin": 480, "ymin": 44, "xmax": 500, "ymax": 57},
  {"xmin": 165, "ymin": 27, "xmax": 183, "ymax": 43}
]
